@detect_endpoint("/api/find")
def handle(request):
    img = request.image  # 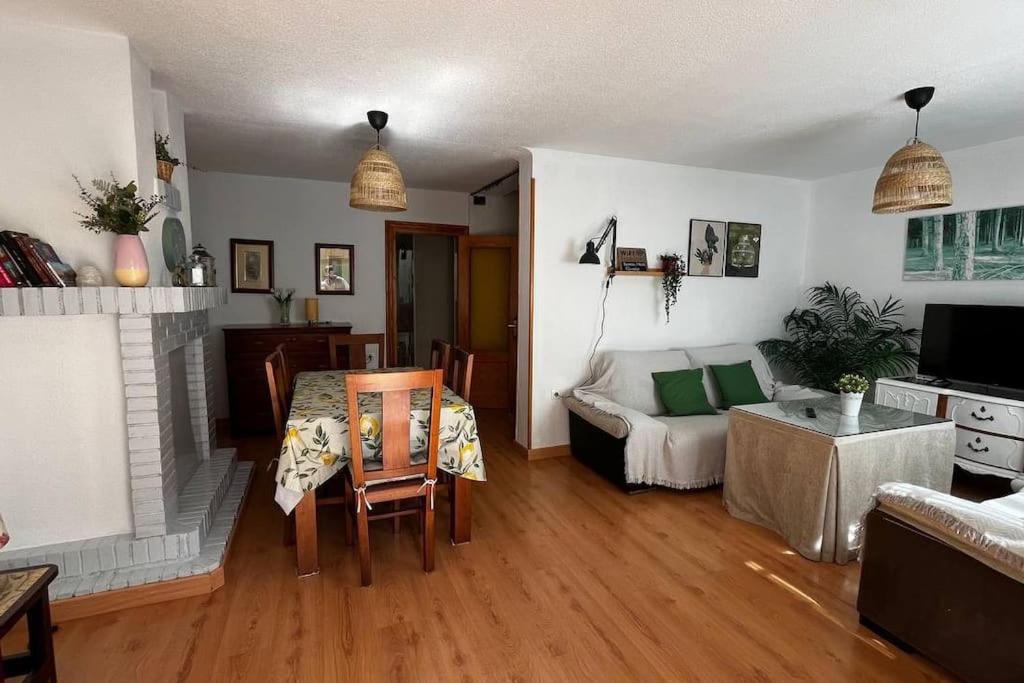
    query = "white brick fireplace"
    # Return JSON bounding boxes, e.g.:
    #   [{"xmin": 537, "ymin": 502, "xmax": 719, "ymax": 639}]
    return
[{"xmin": 0, "ymin": 287, "xmax": 253, "ymax": 598}]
